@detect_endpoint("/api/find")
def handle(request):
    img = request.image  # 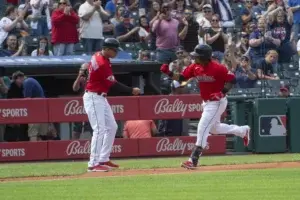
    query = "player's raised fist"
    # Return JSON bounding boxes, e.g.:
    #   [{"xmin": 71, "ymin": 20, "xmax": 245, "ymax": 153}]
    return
[
  {"xmin": 132, "ymin": 87, "xmax": 141, "ymax": 95},
  {"xmin": 160, "ymin": 64, "xmax": 171, "ymax": 75},
  {"xmin": 209, "ymin": 92, "xmax": 224, "ymax": 101}
]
